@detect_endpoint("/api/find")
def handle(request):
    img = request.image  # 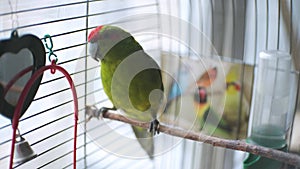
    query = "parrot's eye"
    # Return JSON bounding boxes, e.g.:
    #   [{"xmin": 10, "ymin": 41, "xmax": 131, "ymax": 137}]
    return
[{"xmin": 226, "ymin": 82, "xmax": 233, "ymax": 89}]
